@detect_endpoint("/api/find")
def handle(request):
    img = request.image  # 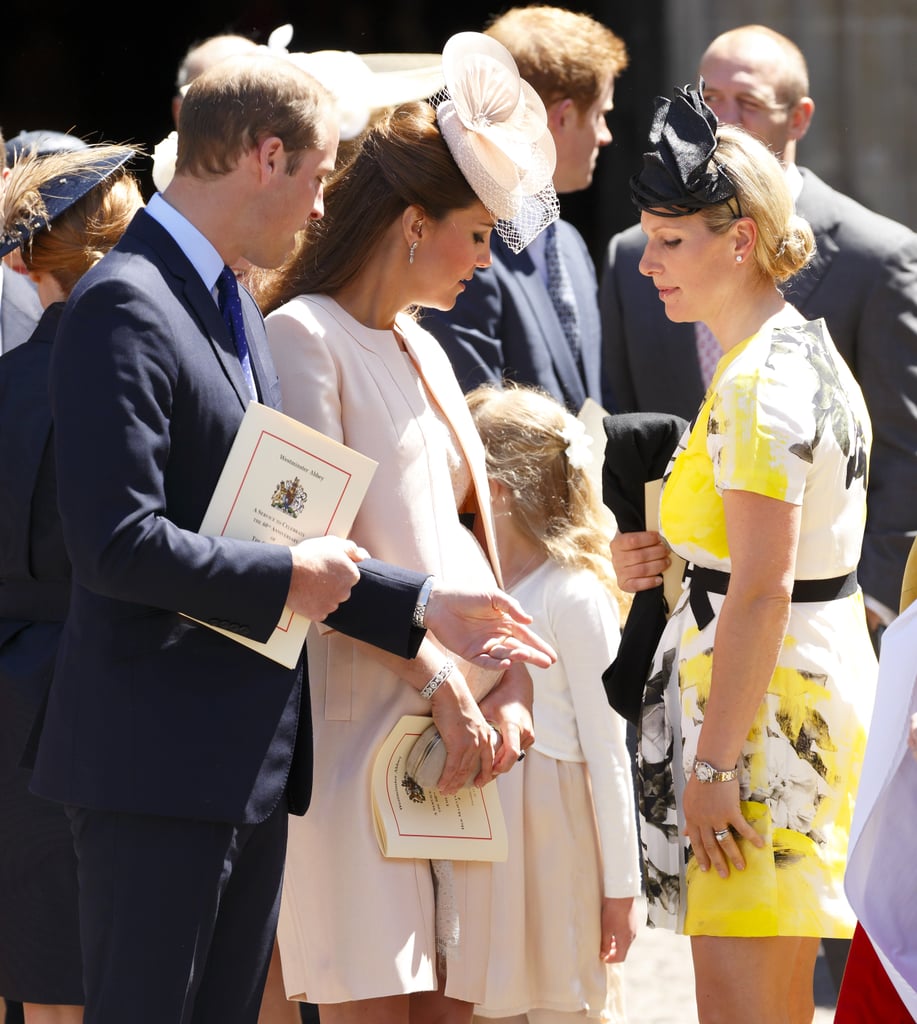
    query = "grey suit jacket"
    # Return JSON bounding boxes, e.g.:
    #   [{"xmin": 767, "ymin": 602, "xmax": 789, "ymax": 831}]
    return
[
  {"xmin": 1, "ymin": 265, "xmax": 42, "ymax": 354},
  {"xmin": 422, "ymin": 221, "xmax": 607, "ymax": 413},
  {"xmin": 599, "ymin": 167, "xmax": 917, "ymax": 612}
]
